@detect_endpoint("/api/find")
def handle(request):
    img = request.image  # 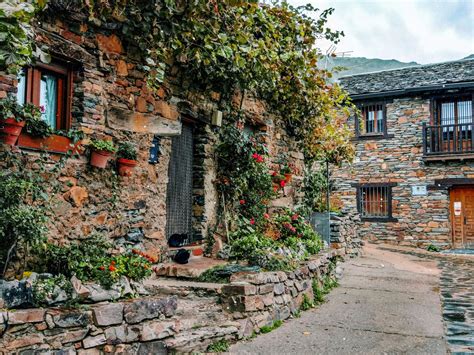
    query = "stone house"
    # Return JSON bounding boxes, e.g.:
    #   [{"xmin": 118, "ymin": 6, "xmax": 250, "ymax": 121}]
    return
[
  {"xmin": 334, "ymin": 58, "xmax": 474, "ymax": 249},
  {"xmin": 0, "ymin": 5, "xmax": 307, "ymax": 263}
]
